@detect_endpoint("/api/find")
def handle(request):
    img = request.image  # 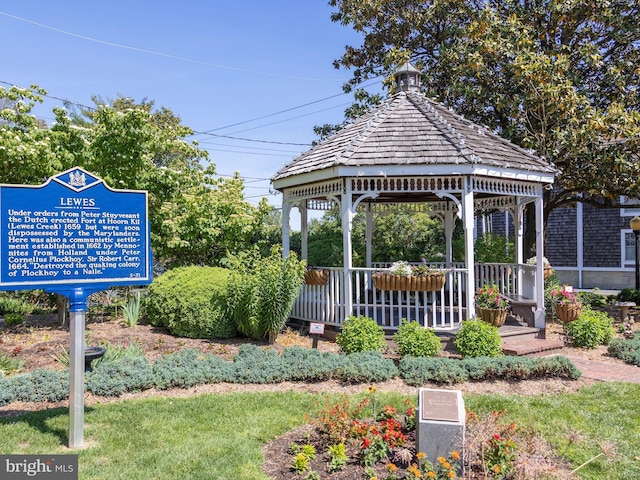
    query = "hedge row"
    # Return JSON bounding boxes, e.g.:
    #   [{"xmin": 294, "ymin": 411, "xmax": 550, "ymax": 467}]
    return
[{"xmin": 0, "ymin": 347, "xmax": 581, "ymax": 406}]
